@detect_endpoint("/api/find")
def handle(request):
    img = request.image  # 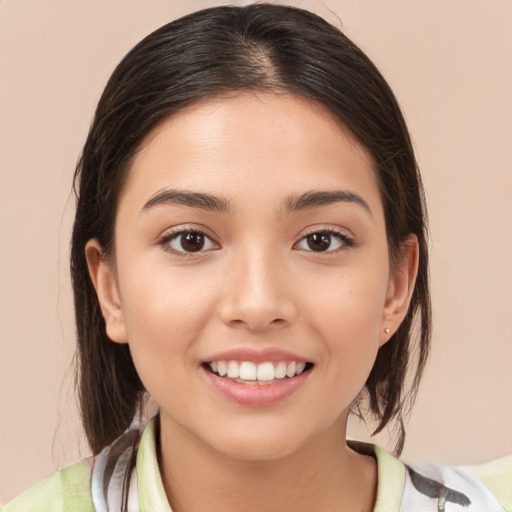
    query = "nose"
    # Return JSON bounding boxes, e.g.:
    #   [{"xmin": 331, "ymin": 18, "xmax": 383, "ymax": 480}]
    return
[{"xmin": 218, "ymin": 246, "xmax": 298, "ymax": 332}]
